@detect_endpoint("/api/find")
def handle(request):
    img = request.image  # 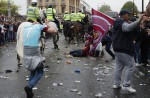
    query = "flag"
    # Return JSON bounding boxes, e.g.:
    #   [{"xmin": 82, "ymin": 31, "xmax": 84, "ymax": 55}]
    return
[{"xmin": 92, "ymin": 9, "xmax": 114, "ymax": 37}]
